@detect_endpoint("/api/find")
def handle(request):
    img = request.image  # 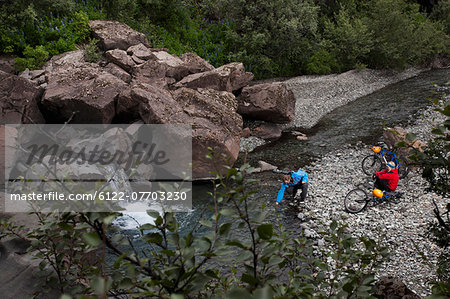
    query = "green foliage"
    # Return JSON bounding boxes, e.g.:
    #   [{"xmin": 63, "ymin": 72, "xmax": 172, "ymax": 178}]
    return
[
  {"xmin": 365, "ymin": 0, "xmax": 448, "ymax": 69},
  {"xmin": 14, "ymin": 45, "xmax": 49, "ymax": 71},
  {"xmin": 430, "ymin": 1, "xmax": 450, "ymax": 35},
  {"xmin": 0, "ymin": 1, "xmax": 99, "ymax": 69},
  {"xmin": 306, "ymin": 49, "xmax": 339, "ymax": 74},
  {"xmin": 321, "ymin": 4, "xmax": 373, "ymax": 71},
  {"xmin": 84, "ymin": 38, "xmax": 102, "ymax": 63},
  {"xmin": 0, "ymin": 211, "xmax": 105, "ymax": 295},
  {"xmin": 219, "ymin": 0, "xmax": 319, "ymax": 78},
  {"xmin": 145, "ymin": 16, "xmax": 233, "ymax": 67},
  {"xmin": 1, "ymin": 0, "xmax": 448, "ymax": 77}
]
